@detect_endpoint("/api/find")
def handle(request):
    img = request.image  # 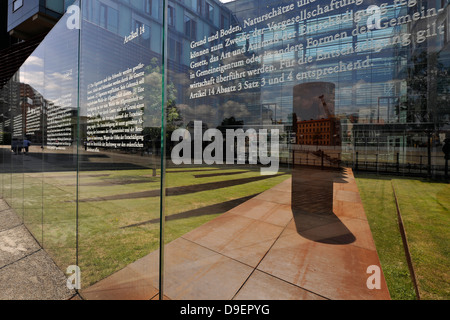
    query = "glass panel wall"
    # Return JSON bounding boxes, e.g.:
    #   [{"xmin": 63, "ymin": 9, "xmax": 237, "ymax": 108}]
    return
[
  {"xmin": 0, "ymin": 2, "xmax": 80, "ymax": 277},
  {"xmin": 1, "ymin": 0, "xmax": 165, "ymax": 299},
  {"xmin": 162, "ymin": 0, "xmax": 292, "ymax": 300},
  {"xmin": 77, "ymin": 0, "xmax": 163, "ymax": 298},
  {"xmin": 41, "ymin": 13, "xmax": 79, "ymax": 272},
  {"xmin": 20, "ymin": 45, "xmax": 45, "ymax": 245},
  {"xmin": 0, "ymin": 0, "xmax": 448, "ymax": 301},
  {"xmin": 10, "ymin": 70, "xmax": 23, "ymax": 223},
  {"xmin": 161, "ymin": 0, "xmax": 449, "ymax": 300}
]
